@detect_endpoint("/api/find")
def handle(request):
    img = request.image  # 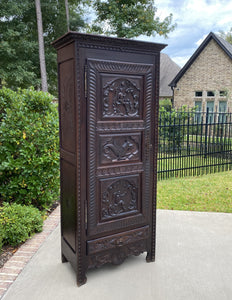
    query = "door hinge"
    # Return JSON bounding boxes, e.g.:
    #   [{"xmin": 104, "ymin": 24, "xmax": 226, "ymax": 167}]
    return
[{"xmin": 84, "ymin": 64, "xmax": 88, "ymax": 99}]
